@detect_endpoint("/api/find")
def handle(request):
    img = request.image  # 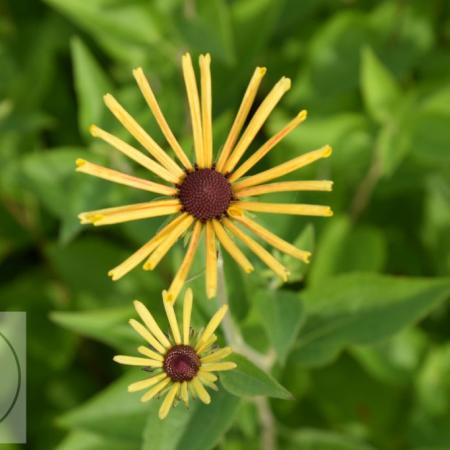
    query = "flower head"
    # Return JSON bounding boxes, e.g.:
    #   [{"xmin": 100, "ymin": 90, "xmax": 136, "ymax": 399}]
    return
[
  {"xmin": 77, "ymin": 53, "xmax": 333, "ymax": 302},
  {"xmin": 113, "ymin": 289, "xmax": 236, "ymax": 419}
]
